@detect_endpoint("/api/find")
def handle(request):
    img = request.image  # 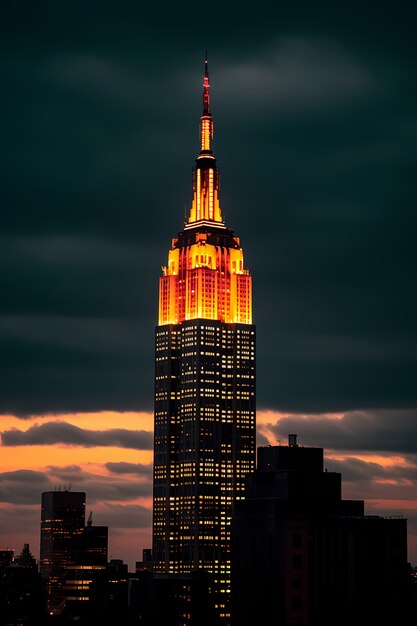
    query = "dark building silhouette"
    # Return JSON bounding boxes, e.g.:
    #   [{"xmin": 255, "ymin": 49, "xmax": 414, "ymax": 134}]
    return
[
  {"xmin": 0, "ymin": 543, "xmax": 44, "ymax": 625},
  {"xmin": 40, "ymin": 489, "xmax": 86, "ymax": 612},
  {"xmin": 128, "ymin": 569, "xmax": 220, "ymax": 626},
  {"xmin": 231, "ymin": 435, "xmax": 410, "ymax": 625},
  {"xmin": 152, "ymin": 59, "xmax": 256, "ymax": 623},
  {"xmin": 69, "ymin": 512, "xmax": 108, "ymax": 566},
  {"xmin": 61, "ymin": 513, "xmax": 108, "ymax": 614},
  {"xmin": 136, "ymin": 547, "xmax": 153, "ymax": 573},
  {"xmin": 87, "ymin": 558, "xmax": 130, "ymax": 624},
  {"xmin": 13, "ymin": 543, "xmax": 38, "ymax": 570},
  {"xmin": 0, "ymin": 548, "xmax": 14, "ymax": 570}
]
